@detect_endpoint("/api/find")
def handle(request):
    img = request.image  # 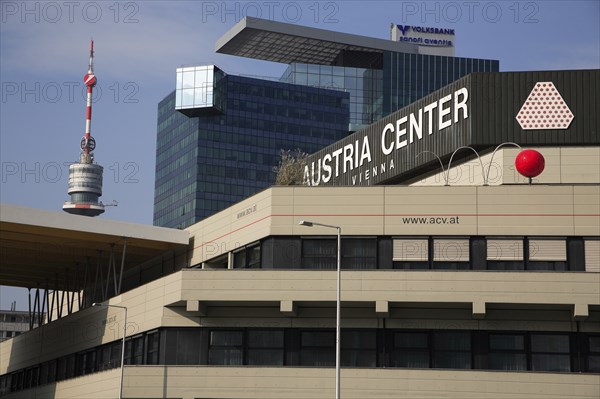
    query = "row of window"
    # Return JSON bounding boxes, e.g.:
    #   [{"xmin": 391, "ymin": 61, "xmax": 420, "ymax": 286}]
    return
[
  {"xmin": 226, "ymin": 77, "xmax": 349, "ymax": 108},
  {"xmin": 384, "ymin": 53, "xmax": 498, "ymax": 112},
  {"xmin": 156, "ymin": 115, "xmax": 198, "ymax": 151},
  {"xmin": 228, "ymin": 236, "xmax": 599, "ymax": 272},
  {"xmin": 153, "ymin": 182, "xmax": 196, "ymax": 211},
  {"xmin": 0, "ymin": 331, "xmax": 22, "ymax": 339},
  {"xmin": 2, "ymin": 328, "xmax": 598, "ymax": 395},
  {"xmin": 281, "ymin": 63, "xmax": 384, "ymax": 126},
  {"xmin": 0, "ymin": 330, "xmax": 159, "ymax": 395},
  {"xmin": 155, "ymin": 130, "xmax": 199, "ymax": 167},
  {"xmin": 231, "ymin": 100, "xmax": 349, "ymax": 125}
]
